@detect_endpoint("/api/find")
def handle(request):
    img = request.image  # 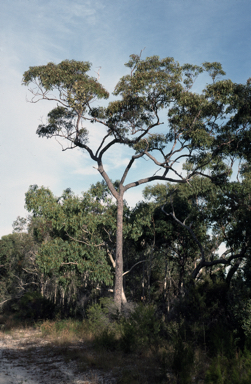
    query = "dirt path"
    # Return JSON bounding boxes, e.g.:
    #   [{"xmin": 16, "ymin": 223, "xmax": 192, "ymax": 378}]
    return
[{"xmin": 0, "ymin": 329, "xmax": 115, "ymax": 384}]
